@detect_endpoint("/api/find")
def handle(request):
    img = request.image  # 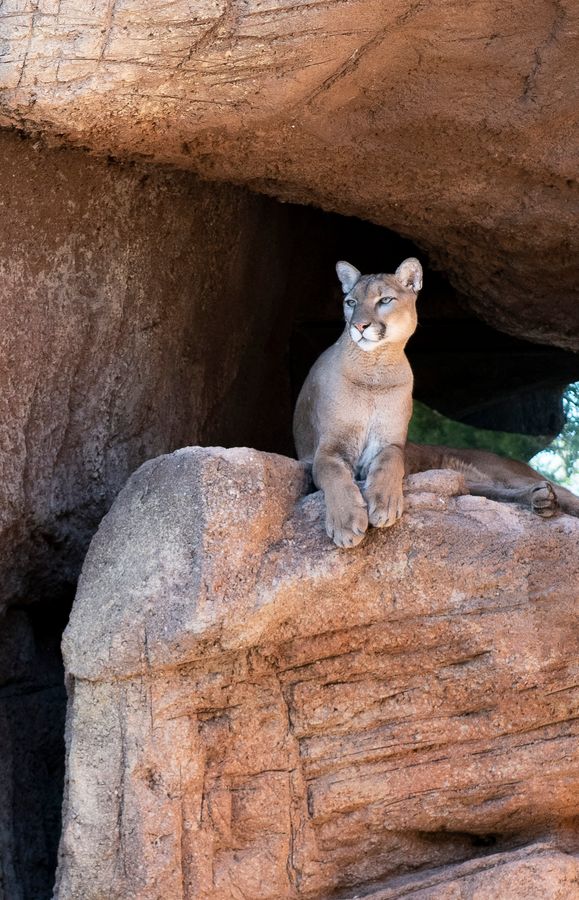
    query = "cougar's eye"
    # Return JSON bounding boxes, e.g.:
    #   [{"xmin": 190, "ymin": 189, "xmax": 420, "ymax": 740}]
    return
[
  {"xmin": 378, "ymin": 297, "xmax": 395, "ymax": 306},
  {"xmin": 345, "ymin": 298, "xmax": 356, "ymax": 307}
]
